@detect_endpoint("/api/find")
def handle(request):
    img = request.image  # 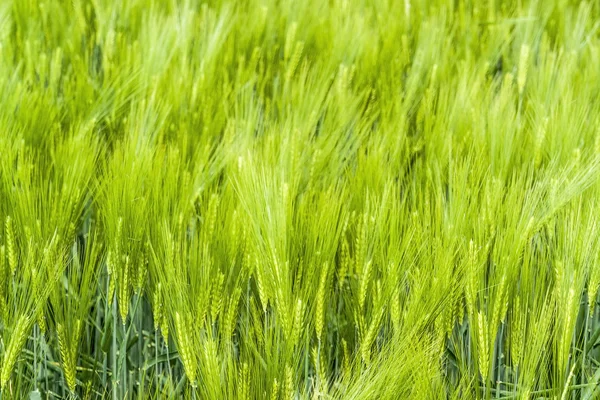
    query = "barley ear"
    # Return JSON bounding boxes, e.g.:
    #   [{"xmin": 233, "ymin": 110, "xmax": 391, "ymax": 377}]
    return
[
  {"xmin": 239, "ymin": 362, "xmax": 249, "ymax": 400},
  {"xmin": 1, "ymin": 315, "xmax": 31, "ymax": 388},
  {"xmin": 477, "ymin": 312, "xmax": 489, "ymax": 379},
  {"xmin": 359, "ymin": 260, "xmax": 373, "ymax": 311},
  {"xmin": 255, "ymin": 256, "xmax": 268, "ymax": 312},
  {"xmin": 283, "ymin": 364, "xmax": 293, "ymax": 400},
  {"xmin": 223, "ymin": 286, "xmax": 242, "ymax": 340},
  {"xmin": 153, "ymin": 282, "xmax": 163, "ymax": 332},
  {"xmin": 32, "ymin": 268, "xmax": 47, "ymax": 334},
  {"xmin": 342, "ymin": 338, "xmax": 351, "ymax": 377},
  {"xmin": 510, "ymin": 296, "xmax": 524, "ymax": 366},
  {"xmin": 315, "ymin": 261, "xmax": 329, "ymax": 341},
  {"xmin": 210, "ymin": 271, "xmax": 225, "ymax": 322},
  {"xmin": 290, "ymin": 298, "xmax": 304, "ymax": 350},
  {"xmin": 5, "ymin": 216, "xmax": 16, "ymax": 275},
  {"xmin": 517, "ymin": 44, "xmax": 529, "ymax": 95},
  {"xmin": 0, "ymin": 246, "xmax": 7, "ymax": 321},
  {"xmin": 338, "ymin": 238, "xmax": 350, "ymax": 289},
  {"xmin": 270, "ymin": 378, "xmax": 279, "ymax": 400},
  {"xmin": 57, "ymin": 323, "xmax": 76, "ymax": 392},
  {"xmin": 118, "ymin": 255, "xmax": 130, "ymax": 323},
  {"xmin": 175, "ymin": 311, "xmax": 196, "ymax": 384},
  {"xmin": 390, "ymin": 287, "xmax": 401, "ymax": 333}
]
